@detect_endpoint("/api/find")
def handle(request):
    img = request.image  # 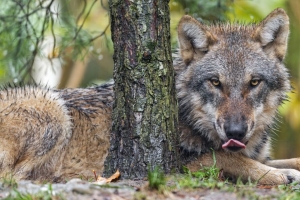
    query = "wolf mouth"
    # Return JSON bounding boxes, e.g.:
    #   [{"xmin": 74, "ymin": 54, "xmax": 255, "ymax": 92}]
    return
[{"xmin": 222, "ymin": 139, "xmax": 246, "ymax": 152}]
